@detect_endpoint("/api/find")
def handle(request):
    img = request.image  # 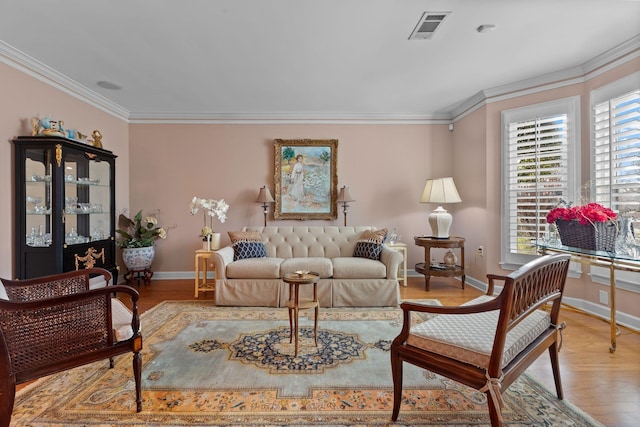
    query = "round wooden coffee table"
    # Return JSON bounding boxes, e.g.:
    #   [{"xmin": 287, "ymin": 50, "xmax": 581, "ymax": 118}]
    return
[{"xmin": 283, "ymin": 271, "xmax": 320, "ymax": 356}]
